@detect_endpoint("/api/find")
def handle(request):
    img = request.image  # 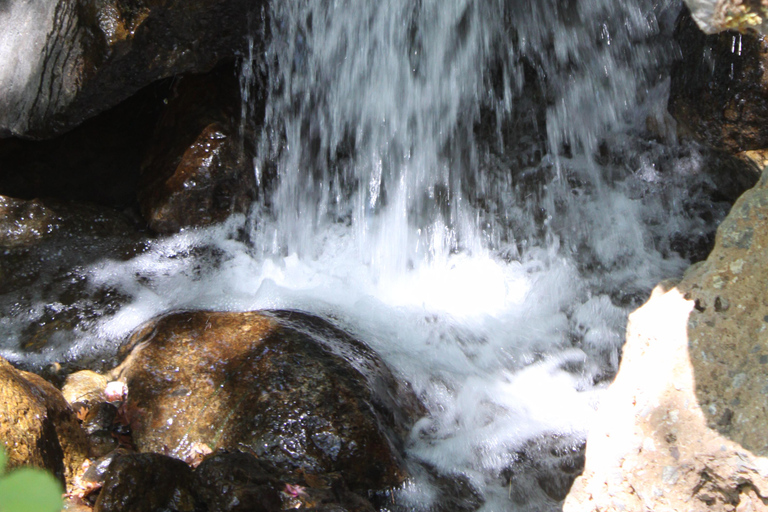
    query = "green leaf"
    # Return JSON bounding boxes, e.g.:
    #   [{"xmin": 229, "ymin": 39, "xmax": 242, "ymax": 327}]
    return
[{"xmin": 0, "ymin": 467, "xmax": 63, "ymax": 512}]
